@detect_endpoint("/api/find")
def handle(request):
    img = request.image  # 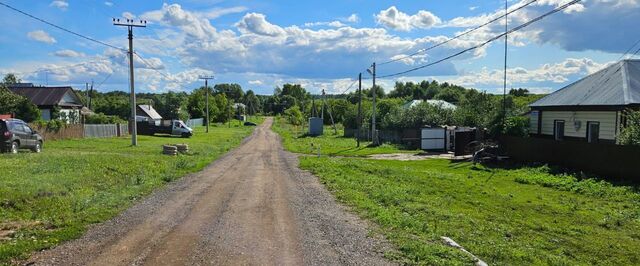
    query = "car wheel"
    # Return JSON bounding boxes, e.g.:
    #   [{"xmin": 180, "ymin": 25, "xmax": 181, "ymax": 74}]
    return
[
  {"xmin": 32, "ymin": 141, "xmax": 42, "ymax": 153},
  {"xmin": 10, "ymin": 141, "xmax": 18, "ymax": 154}
]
